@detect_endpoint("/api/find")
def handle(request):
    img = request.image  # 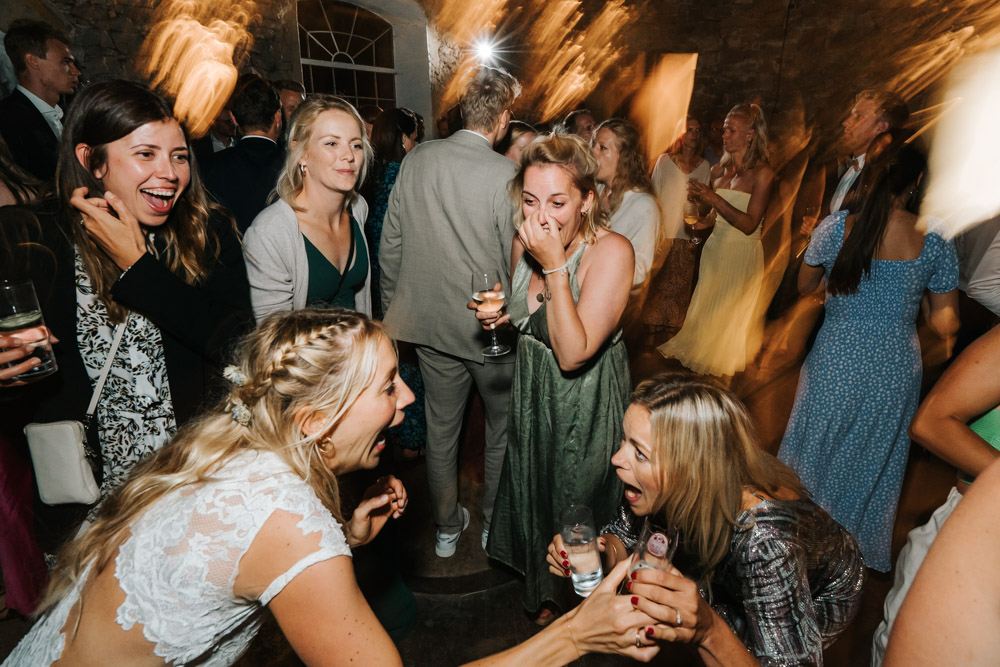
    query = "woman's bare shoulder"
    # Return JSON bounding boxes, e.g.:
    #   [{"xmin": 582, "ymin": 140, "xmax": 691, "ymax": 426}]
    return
[
  {"xmin": 591, "ymin": 228, "xmax": 635, "ymax": 257},
  {"xmin": 753, "ymin": 162, "xmax": 776, "ymax": 182}
]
